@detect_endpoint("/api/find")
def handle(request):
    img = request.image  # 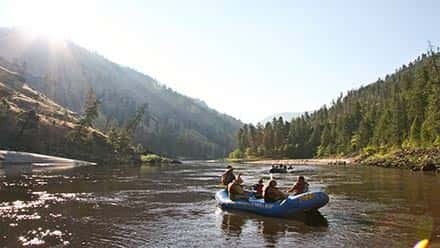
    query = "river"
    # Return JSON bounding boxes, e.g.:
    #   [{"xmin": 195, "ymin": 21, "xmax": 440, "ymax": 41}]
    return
[{"xmin": 0, "ymin": 162, "xmax": 439, "ymax": 247}]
